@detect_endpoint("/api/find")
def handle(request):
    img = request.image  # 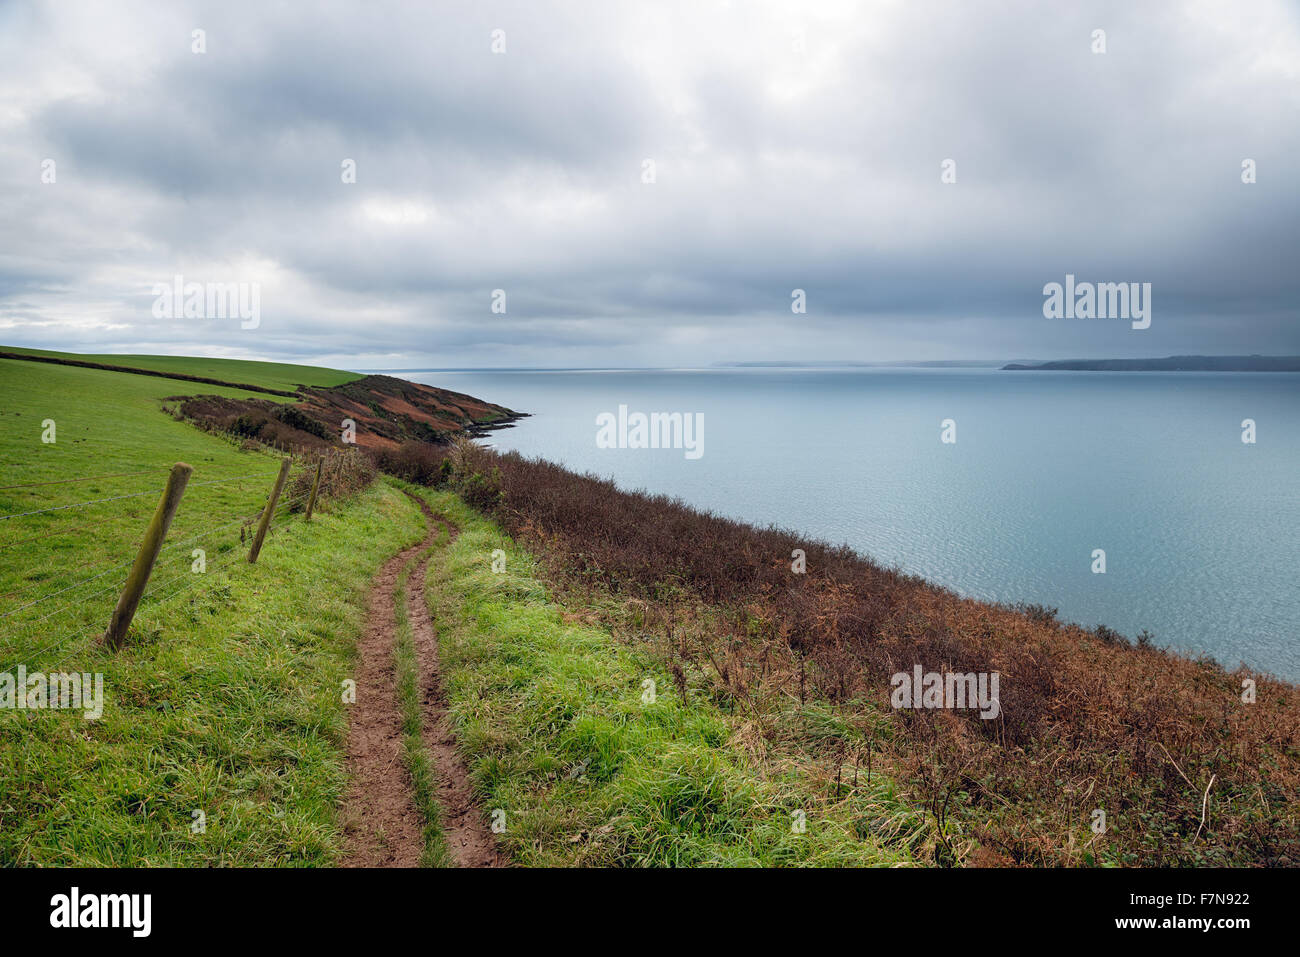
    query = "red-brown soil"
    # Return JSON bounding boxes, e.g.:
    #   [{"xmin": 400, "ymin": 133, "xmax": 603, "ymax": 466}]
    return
[
  {"xmin": 341, "ymin": 494, "xmax": 502, "ymax": 868},
  {"xmin": 175, "ymin": 374, "xmax": 522, "ymax": 452},
  {"xmin": 402, "ymin": 496, "xmax": 503, "ymax": 867},
  {"xmin": 340, "ymin": 534, "xmax": 432, "ymax": 867}
]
